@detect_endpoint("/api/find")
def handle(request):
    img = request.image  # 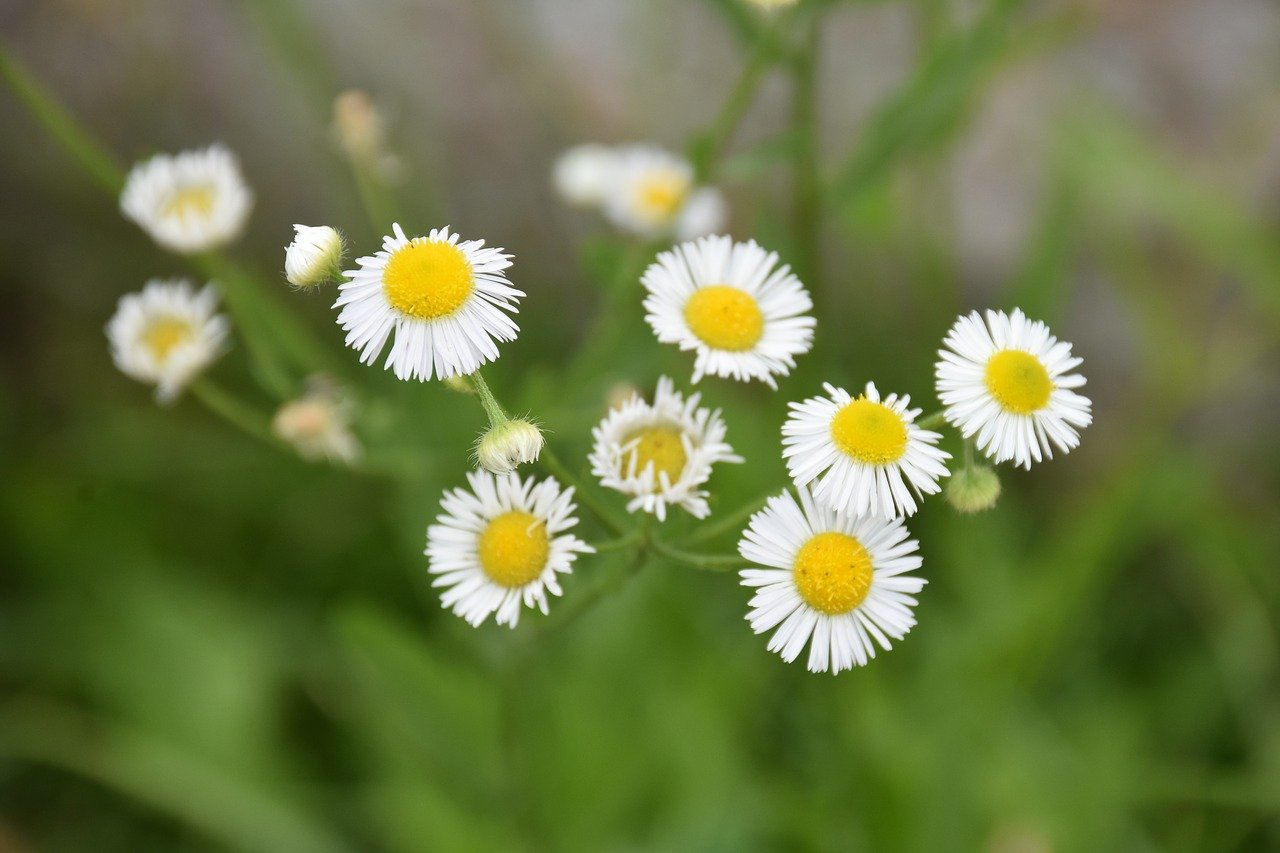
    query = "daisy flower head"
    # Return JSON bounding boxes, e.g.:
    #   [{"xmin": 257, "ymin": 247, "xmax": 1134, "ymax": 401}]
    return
[
  {"xmin": 782, "ymin": 382, "xmax": 951, "ymax": 518},
  {"xmin": 119, "ymin": 144, "xmax": 253, "ymax": 254},
  {"xmin": 935, "ymin": 308, "xmax": 1092, "ymax": 469},
  {"xmin": 603, "ymin": 145, "xmax": 726, "ymax": 239},
  {"xmin": 642, "ymin": 235, "xmax": 815, "ymax": 388},
  {"xmin": 426, "ymin": 471, "xmax": 593, "ymax": 628},
  {"xmin": 552, "ymin": 144, "xmax": 620, "ymax": 209},
  {"xmin": 105, "ymin": 279, "xmax": 229, "ymax": 403},
  {"xmin": 588, "ymin": 376, "xmax": 742, "ymax": 521},
  {"xmin": 334, "ymin": 223, "xmax": 523, "ymax": 381},
  {"xmin": 739, "ymin": 483, "xmax": 925, "ymax": 674},
  {"xmin": 271, "ymin": 376, "xmax": 361, "ymax": 465}
]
